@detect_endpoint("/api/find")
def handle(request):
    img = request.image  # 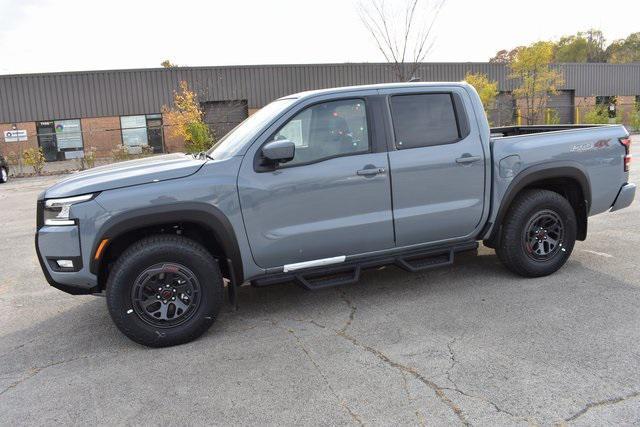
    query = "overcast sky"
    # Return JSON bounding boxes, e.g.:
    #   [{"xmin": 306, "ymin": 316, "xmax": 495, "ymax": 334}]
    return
[{"xmin": 0, "ymin": 0, "xmax": 637, "ymax": 75}]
